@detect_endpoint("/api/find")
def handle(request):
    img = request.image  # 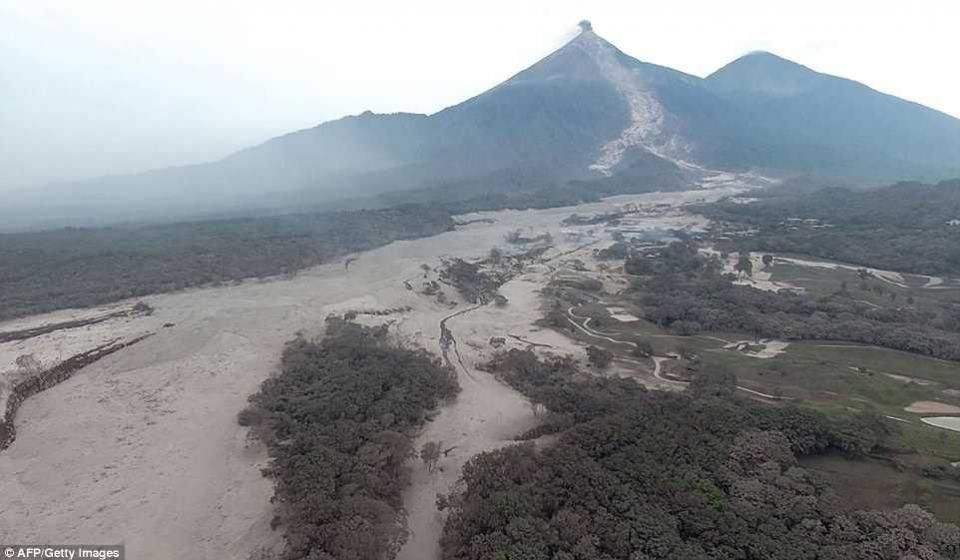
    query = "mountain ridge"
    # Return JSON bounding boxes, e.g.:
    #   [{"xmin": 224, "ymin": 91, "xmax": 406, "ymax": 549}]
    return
[{"xmin": 6, "ymin": 22, "xmax": 960, "ymax": 230}]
